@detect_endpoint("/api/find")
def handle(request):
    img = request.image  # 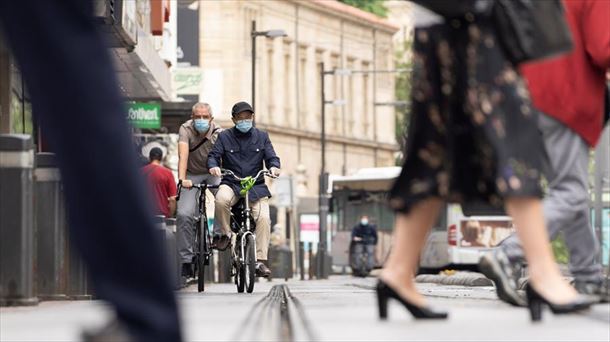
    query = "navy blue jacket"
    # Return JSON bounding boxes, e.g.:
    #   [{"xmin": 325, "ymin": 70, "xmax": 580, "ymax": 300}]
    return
[
  {"xmin": 351, "ymin": 223, "xmax": 378, "ymax": 245},
  {"xmin": 207, "ymin": 127, "xmax": 280, "ymax": 201}
]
